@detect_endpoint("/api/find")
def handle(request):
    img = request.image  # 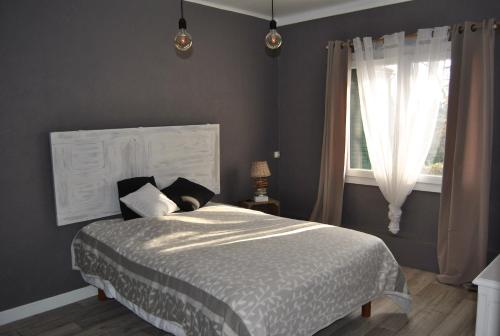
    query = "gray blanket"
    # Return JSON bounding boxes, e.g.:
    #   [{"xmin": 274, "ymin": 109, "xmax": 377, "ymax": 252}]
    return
[{"xmin": 72, "ymin": 203, "xmax": 410, "ymax": 336}]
